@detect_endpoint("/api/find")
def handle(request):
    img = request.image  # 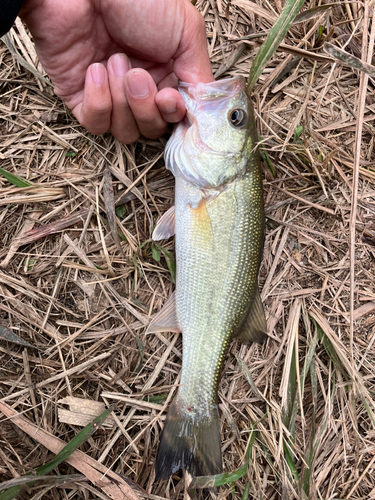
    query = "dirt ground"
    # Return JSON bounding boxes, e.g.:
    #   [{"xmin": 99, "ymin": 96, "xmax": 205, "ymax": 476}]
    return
[{"xmin": 1, "ymin": 1, "xmax": 375, "ymax": 499}]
